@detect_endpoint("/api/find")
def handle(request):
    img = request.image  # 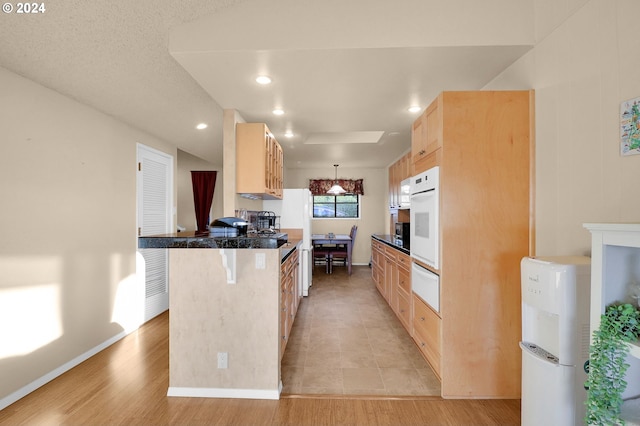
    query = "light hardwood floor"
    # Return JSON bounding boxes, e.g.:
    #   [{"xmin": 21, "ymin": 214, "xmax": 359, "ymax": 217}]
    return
[{"xmin": 0, "ymin": 265, "xmax": 520, "ymax": 425}]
